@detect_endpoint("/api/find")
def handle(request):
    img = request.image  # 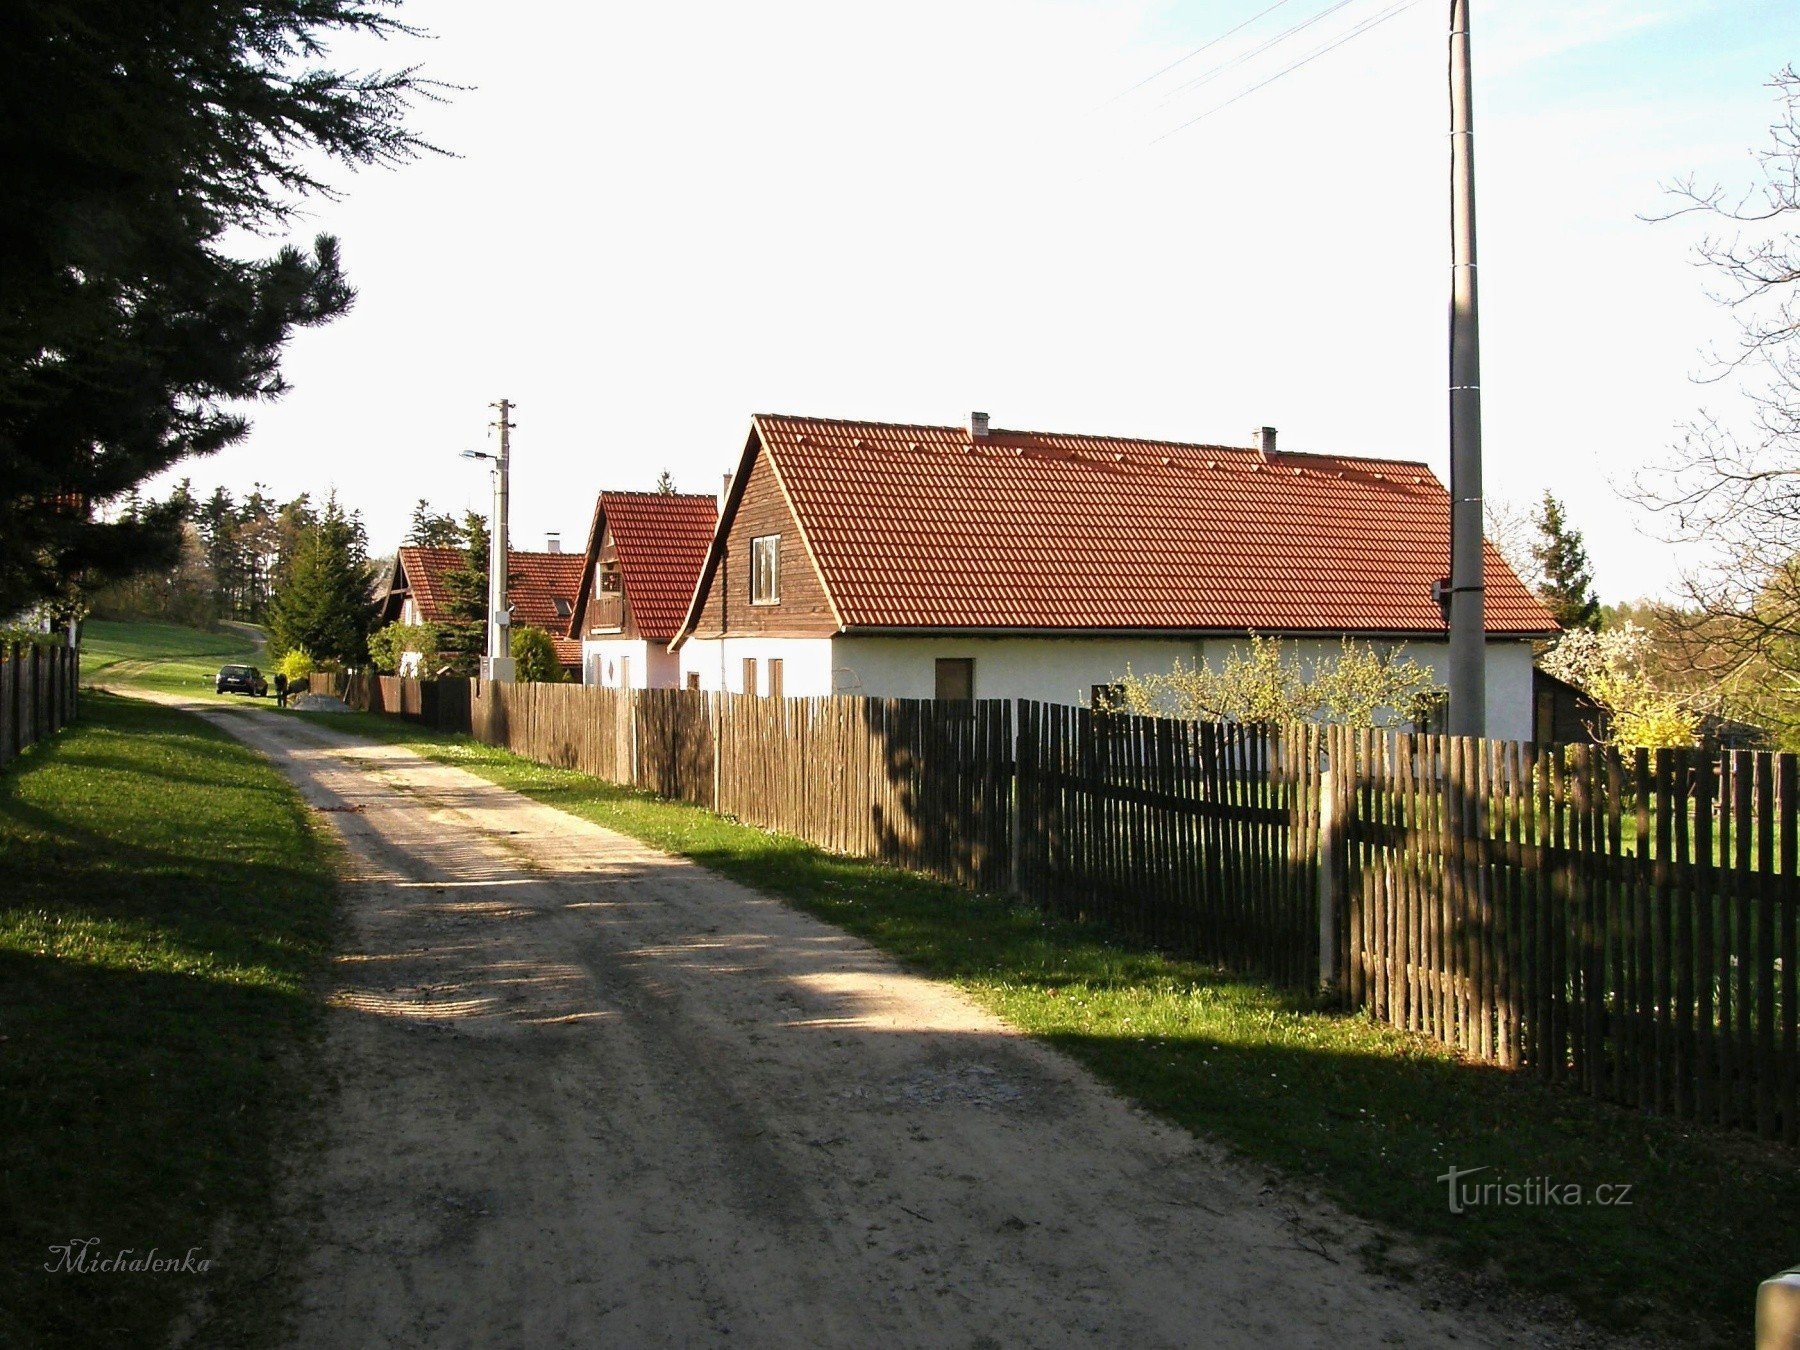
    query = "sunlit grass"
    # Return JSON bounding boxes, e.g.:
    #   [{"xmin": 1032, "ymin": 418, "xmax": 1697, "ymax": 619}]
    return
[
  {"xmin": 82, "ymin": 618, "xmax": 266, "ymax": 699},
  {"xmin": 303, "ymin": 707, "xmax": 1798, "ymax": 1348}
]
